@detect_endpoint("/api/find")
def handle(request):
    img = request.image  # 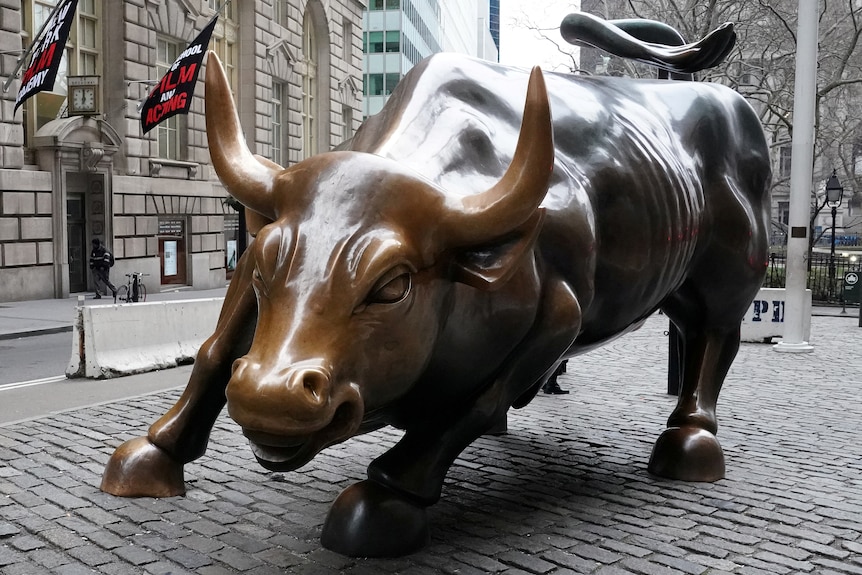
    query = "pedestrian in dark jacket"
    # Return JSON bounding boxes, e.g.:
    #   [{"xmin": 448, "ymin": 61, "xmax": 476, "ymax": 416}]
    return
[
  {"xmin": 89, "ymin": 238, "xmax": 117, "ymax": 300},
  {"xmin": 542, "ymin": 360, "xmax": 569, "ymax": 394}
]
